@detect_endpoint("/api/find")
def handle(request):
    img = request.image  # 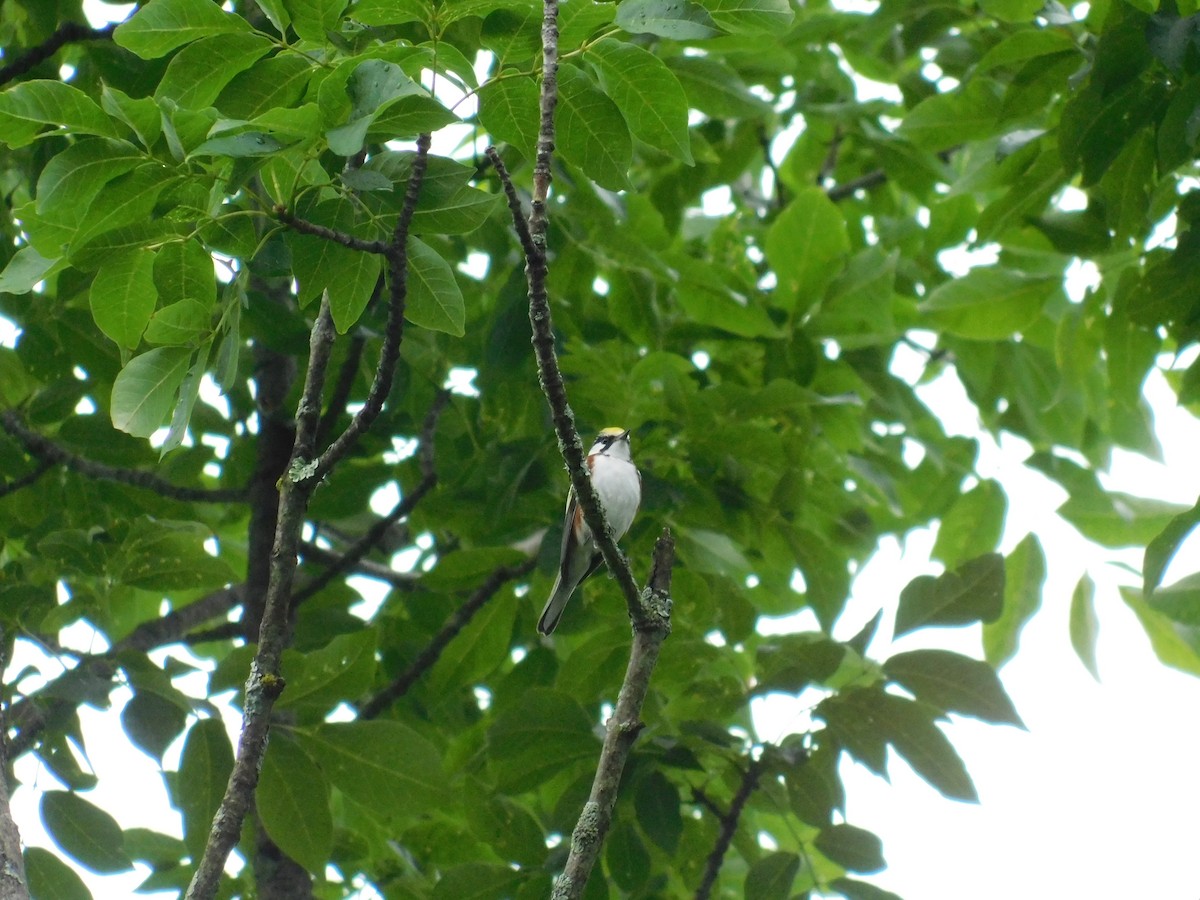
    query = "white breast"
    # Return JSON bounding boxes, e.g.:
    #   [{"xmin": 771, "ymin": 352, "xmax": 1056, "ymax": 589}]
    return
[{"xmin": 589, "ymin": 455, "xmax": 640, "ymax": 539}]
